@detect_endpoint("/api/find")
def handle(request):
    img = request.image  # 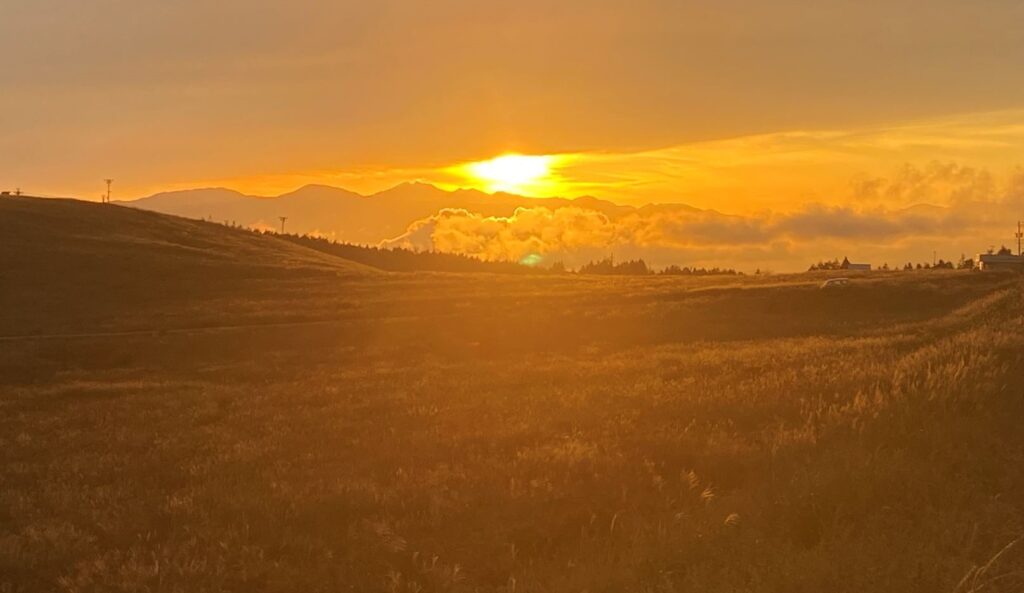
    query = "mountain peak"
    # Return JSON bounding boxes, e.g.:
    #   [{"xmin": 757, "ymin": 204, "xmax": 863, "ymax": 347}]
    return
[
  {"xmin": 278, "ymin": 184, "xmax": 364, "ymax": 199},
  {"xmin": 369, "ymin": 180, "xmax": 430, "ymax": 192},
  {"xmin": 370, "ymin": 181, "xmax": 452, "ymax": 200},
  {"xmin": 152, "ymin": 186, "xmax": 246, "ymax": 198}
]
